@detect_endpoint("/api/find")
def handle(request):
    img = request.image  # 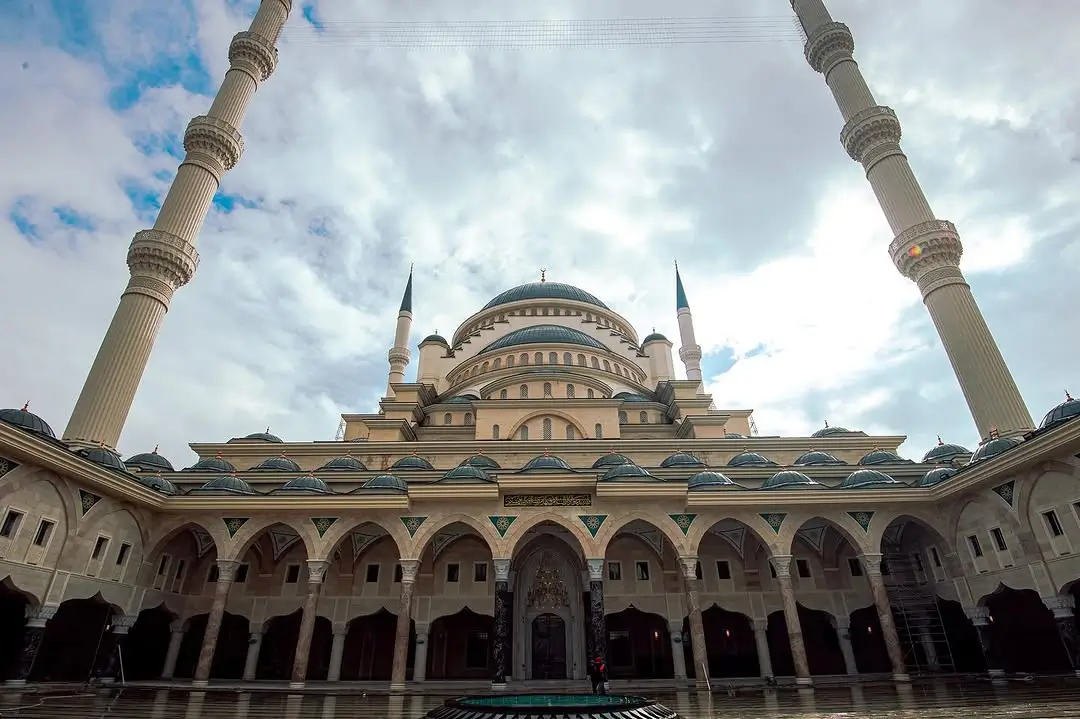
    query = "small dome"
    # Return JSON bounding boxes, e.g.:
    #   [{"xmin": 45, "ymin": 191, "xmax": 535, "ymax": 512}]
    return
[
  {"xmin": 918, "ymin": 467, "xmax": 957, "ymax": 488},
  {"xmin": 320, "ymin": 456, "xmax": 367, "ymax": 471},
  {"xmin": 592, "ymin": 452, "xmax": 633, "ymax": 469},
  {"xmin": 391, "ymin": 454, "xmax": 435, "ymax": 471},
  {"xmin": 762, "ymin": 470, "xmax": 820, "ymax": 490},
  {"xmin": 839, "ymin": 469, "xmax": 901, "ymax": 489},
  {"xmin": 520, "ymin": 453, "xmax": 573, "ymax": 472},
  {"xmin": 968, "ymin": 435, "xmax": 1022, "ymax": 465},
  {"xmin": 727, "ymin": 451, "xmax": 777, "ymax": 468},
  {"xmin": 438, "ymin": 465, "xmax": 494, "ymax": 483},
  {"xmin": 810, "ymin": 424, "xmax": 859, "ymax": 439},
  {"xmin": 362, "ymin": 474, "xmax": 408, "ymax": 492},
  {"xmin": 922, "ymin": 439, "xmax": 971, "ymax": 464},
  {"xmin": 793, "ymin": 450, "xmax": 845, "ymax": 467},
  {"xmin": 185, "ymin": 454, "xmax": 236, "ymax": 473},
  {"xmin": 444, "ymin": 395, "xmax": 479, "ymax": 404},
  {"xmin": 614, "ymin": 392, "xmax": 653, "ymax": 403},
  {"xmin": 660, "ymin": 451, "xmax": 706, "ymax": 469},
  {"xmin": 858, "ymin": 449, "xmax": 911, "ymax": 466},
  {"xmin": 253, "ymin": 455, "xmax": 302, "ymax": 472},
  {"xmin": 721, "ymin": 432, "xmax": 748, "ymax": 439},
  {"xmin": 460, "ymin": 454, "xmax": 501, "ymax": 469},
  {"xmin": 125, "ymin": 448, "xmax": 175, "ymax": 473},
  {"xmin": 482, "ymin": 281, "xmax": 609, "ymax": 311},
  {"xmin": 688, "ymin": 471, "xmax": 741, "ymax": 490},
  {"xmin": 78, "ymin": 446, "xmax": 127, "ymax": 472},
  {"xmin": 421, "ymin": 333, "xmax": 448, "ymax": 346},
  {"xmin": 243, "ymin": 430, "xmax": 283, "ymax": 443},
  {"xmin": 642, "ymin": 332, "xmax": 668, "ymax": 344},
  {"xmin": 600, "ymin": 463, "xmax": 657, "ymax": 482},
  {"xmin": 483, "ymin": 325, "xmax": 607, "ymax": 352},
  {"xmin": 137, "ymin": 473, "xmax": 180, "ymax": 496},
  {"xmin": 1040, "ymin": 392, "xmax": 1080, "ymax": 431},
  {"xmin": 198, "ymin": 475, "xmax": 256, "ymax": 495},
  {"xmin": 0, "ymin": 405, "xmax": 56, "ymax": 438},
  {"xmin": 279, "ymin": 474, "xmax": 333, "ymax": 494}
]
